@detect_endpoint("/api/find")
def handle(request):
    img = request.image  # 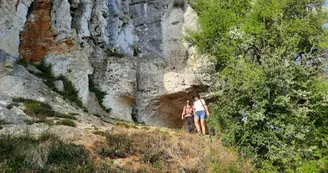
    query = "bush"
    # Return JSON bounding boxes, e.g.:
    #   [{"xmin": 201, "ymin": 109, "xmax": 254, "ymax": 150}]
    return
[
  {"xmin": 140, "ymin": 149, "xmax": 170, "ymax": 167},
  {"xmin": 56, "ymin": 119, "xmax": 76, "ymax": 127},
  {"xmin": 189, "ymin": 0, "xmax": 328, "ymax": 171},
  {"xmin": 98, "ymin": 133, "xmax": 133, "ymax": 158},
  {"xmin": 48, "ymin": 143, "xmax": 88, "ymax": 165},
  {"xmin": 173, "ymin": 0, "xmax": 185, "ymax": 8},
  {"xmin": 0, "ymin": 134, "xmax": 91, "ymax": 172}
]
